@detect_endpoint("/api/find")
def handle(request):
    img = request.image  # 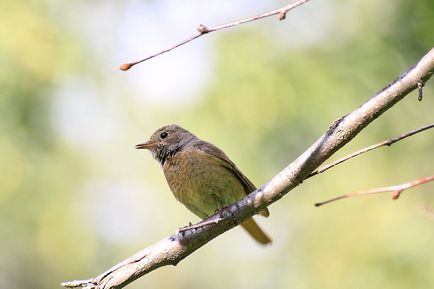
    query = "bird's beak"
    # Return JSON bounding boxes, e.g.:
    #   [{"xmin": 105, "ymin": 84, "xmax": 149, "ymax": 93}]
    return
[{"xmin": 135, "ymin": 140, "xmax": 158, "ymax": 150}]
